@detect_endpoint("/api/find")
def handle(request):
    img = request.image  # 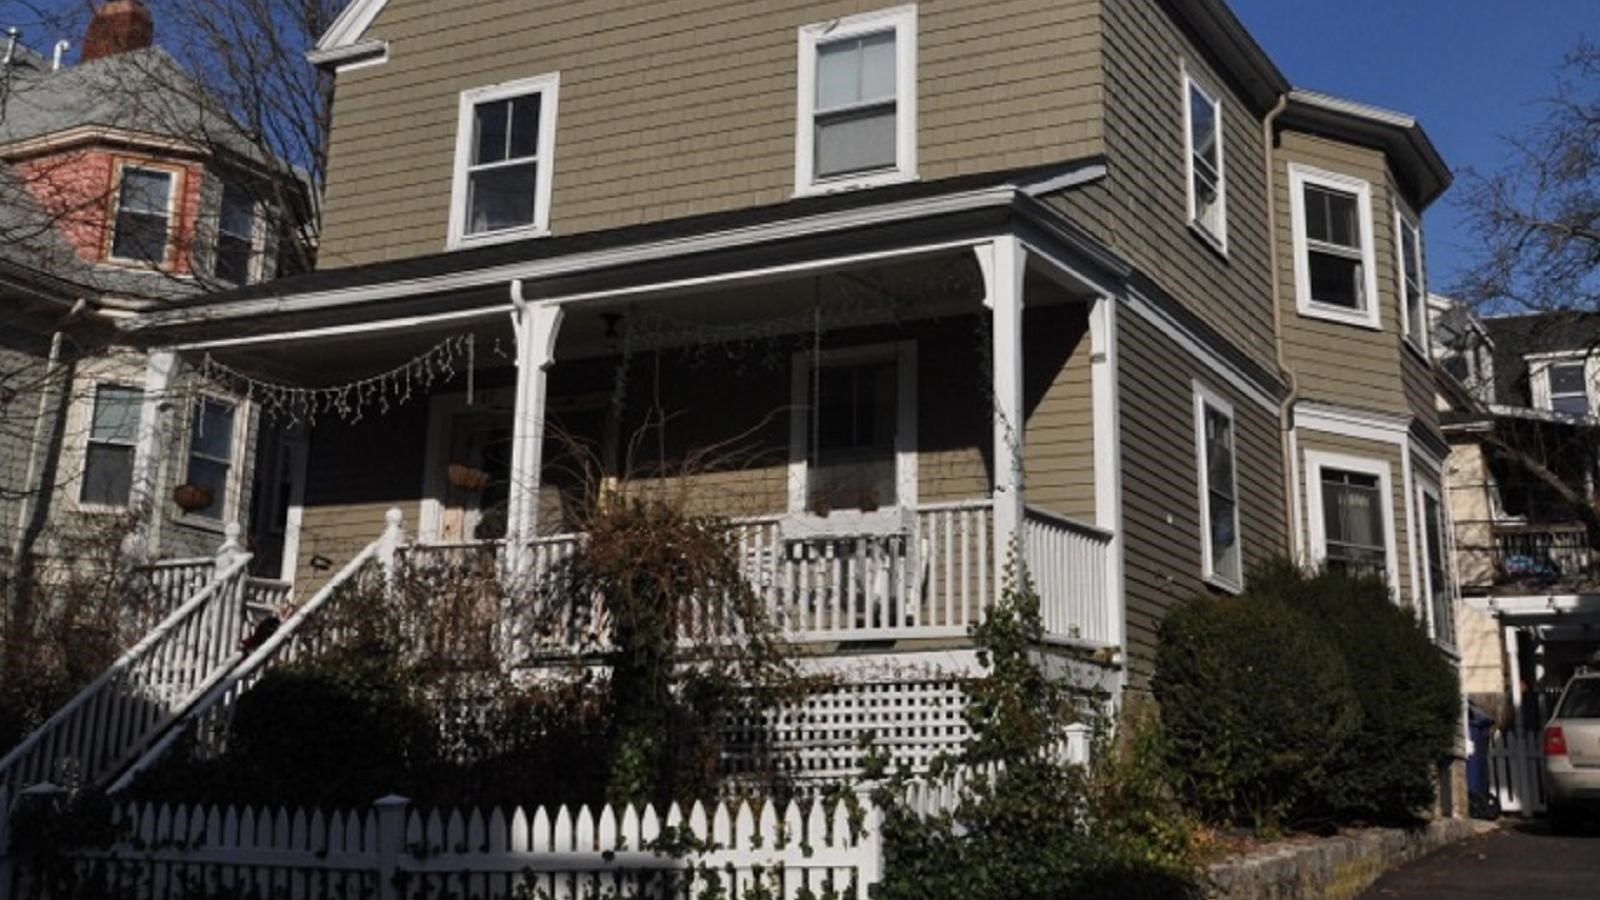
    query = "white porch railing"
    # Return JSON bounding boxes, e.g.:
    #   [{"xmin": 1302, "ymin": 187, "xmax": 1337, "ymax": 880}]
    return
[
  {"xmin": 0, "ymin": 554, "xmax": 252, "ymax": 797},
  {"xmin": 141, "ymin": 557, "xmax": 216, "ymax": 620},
  {"xmin": 1023, "ymin": 506, "xmax": 1116, "ymax": 647}
]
